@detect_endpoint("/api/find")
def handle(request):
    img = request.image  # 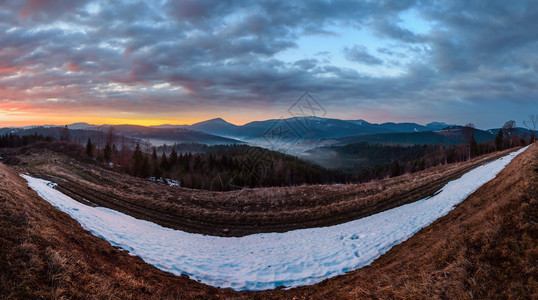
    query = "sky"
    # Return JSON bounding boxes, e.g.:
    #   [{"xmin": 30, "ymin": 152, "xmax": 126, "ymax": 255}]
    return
[{"xmin": 0, "ymin": 0, "xmax": 537, "ymax": 129}]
